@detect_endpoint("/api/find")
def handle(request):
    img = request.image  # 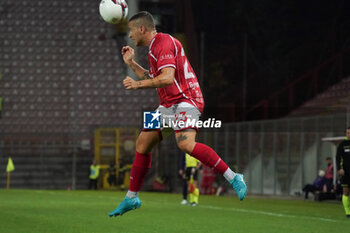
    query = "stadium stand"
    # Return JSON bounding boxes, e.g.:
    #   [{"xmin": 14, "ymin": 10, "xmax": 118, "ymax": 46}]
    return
[
  {"xmin": 290, "ymin": 77, "xmax": 350, "ymax": 117},
  {"xmin": 246, "ymin": 46, "xmax": 350, "ymax": 121},
  {"xmin": 0, "ymin": 0, "xmax": 158, "ymax": 136},
  {"xmin": 0, "ymin": 0, "xmax": 157, "ymax": 189}
]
